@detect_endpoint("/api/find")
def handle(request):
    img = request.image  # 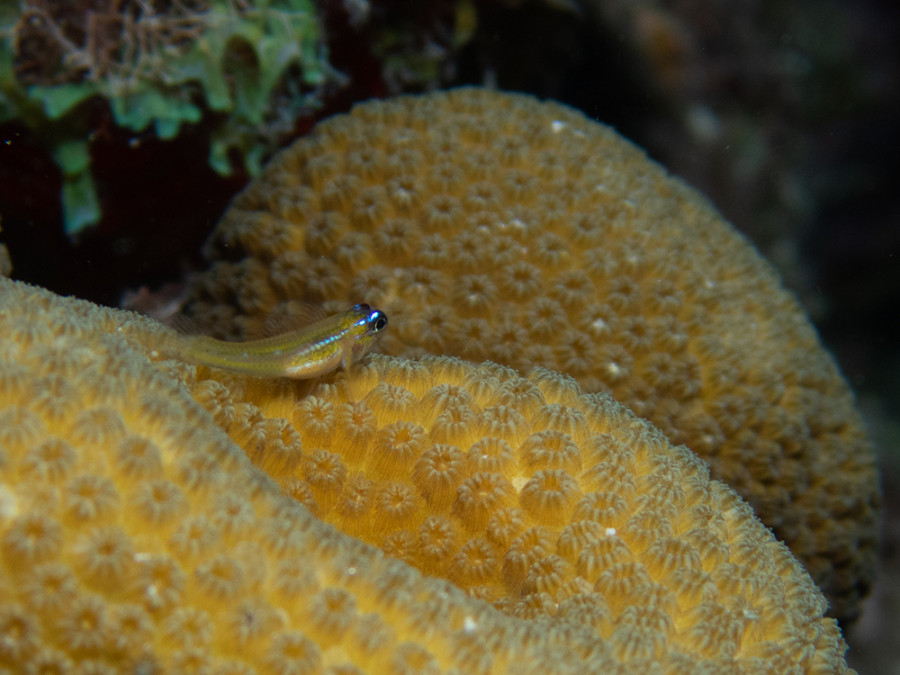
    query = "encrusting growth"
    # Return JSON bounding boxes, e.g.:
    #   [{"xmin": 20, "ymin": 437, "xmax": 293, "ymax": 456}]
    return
[
  {"xmin": 184, "ymin": 87, "xmax": 880, "ymax": 622},
  {"xmin": 0, "ymin": 277, "xmax": 855, "ymax": 672}
]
